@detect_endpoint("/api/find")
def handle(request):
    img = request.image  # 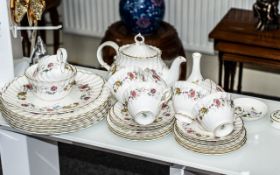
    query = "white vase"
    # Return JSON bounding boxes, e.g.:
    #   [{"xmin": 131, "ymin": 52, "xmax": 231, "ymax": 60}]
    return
[{"xmin": 187, "ymin": 52, "xmax": 203, "ymax": 83}]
